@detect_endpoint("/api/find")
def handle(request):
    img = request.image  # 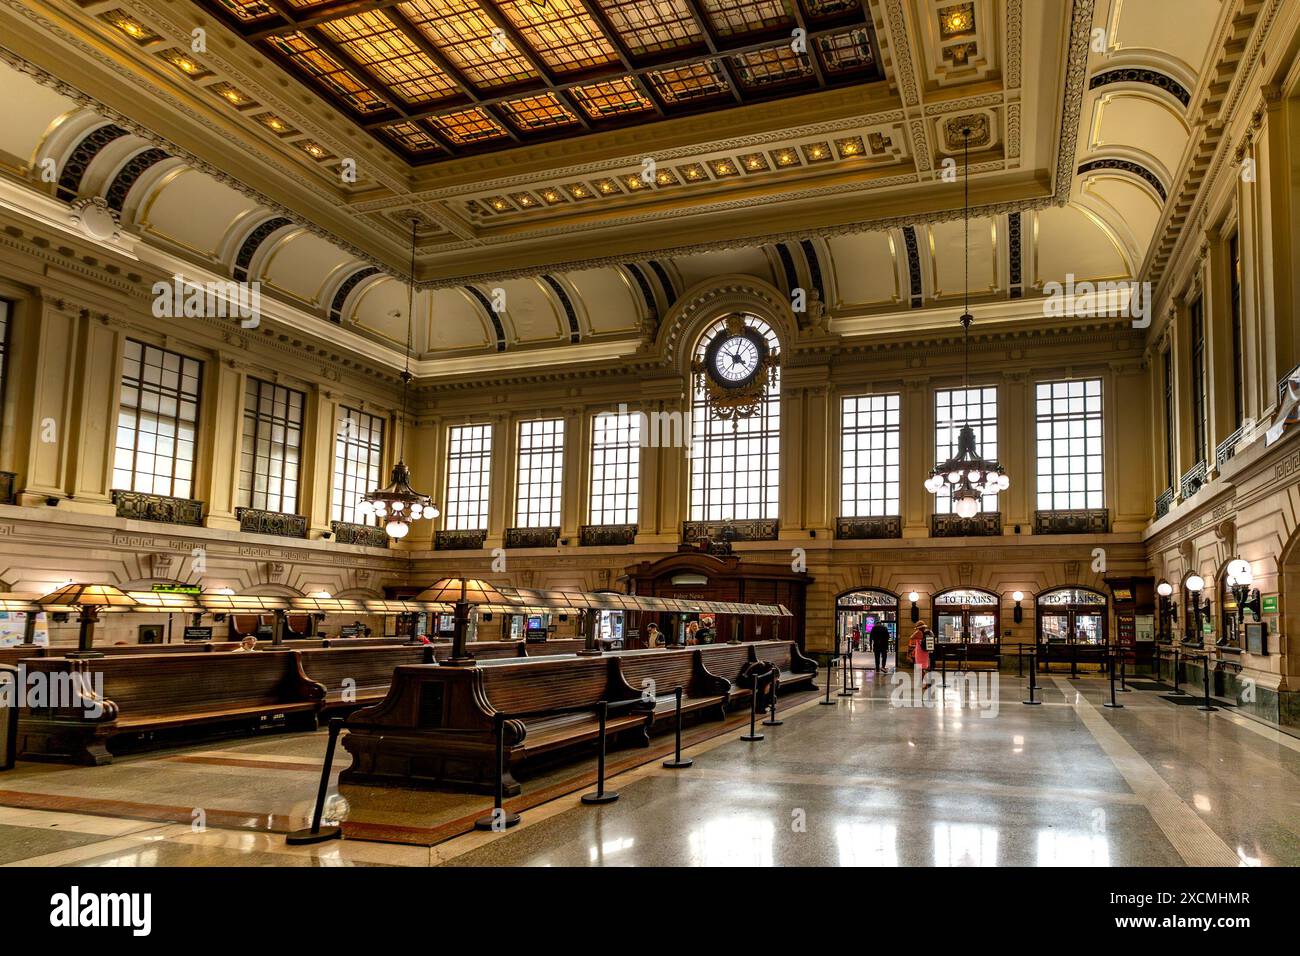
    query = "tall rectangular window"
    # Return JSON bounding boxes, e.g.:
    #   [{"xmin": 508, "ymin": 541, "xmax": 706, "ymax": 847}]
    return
[
  {"xmin": 589, "ymin": 412, "xmax": 641, "ymax": 525},
  {"xmin": 840, "ymin": 393, "xmax": 900, "ymax": 516},
  {"xmin": 1189, "ymin": 298, "xmax": 1208, "ymax": 465},
  {"xmin": 934, "ymin": 387, "xmax": 998, "ymax": 514},
  {"xmin": 445, "ymin": 424, "xmax": 492, "ymax": 530},
  {"xmin": 113, "ymin": 339, "xmax": 202, "ymax": 498},
  {"xmin": 332, "ymin": 405, "xmax": 384, "ymax": 524},
  {"xmin": 1162, "ymin": 347, "xmax": 1175, "ymax": 488},
  {"xmin": 1035, "ymin": 379, "xmax": 1104, "ymax": 511},
  {"xmin": 238, "ymin": 378, "xmax": 304, "ymax": 514},
  {"xmin": 515, "ymin": 418, "xmax": 564, "ymax": 527},
  {"xmin": 1229, "ymin": 234, "xmax": 1245, "ymax": 429}
]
